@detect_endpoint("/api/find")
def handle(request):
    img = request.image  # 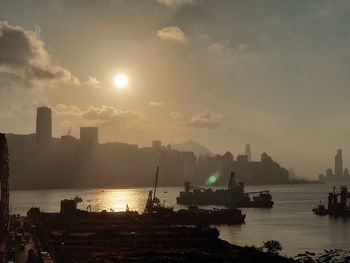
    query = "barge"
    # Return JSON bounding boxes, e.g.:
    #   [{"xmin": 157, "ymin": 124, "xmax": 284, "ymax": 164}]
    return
[
  {"xmin": 313, "ymin": 186, "xmax": 350, "ymax": 217},
  {"xmin": 177, "ymin": 172, "xmax": 274, "ymax": 208},
  {"xmin": 144, "ymin": 166, "xmax": 246, "ymax": 225}
]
